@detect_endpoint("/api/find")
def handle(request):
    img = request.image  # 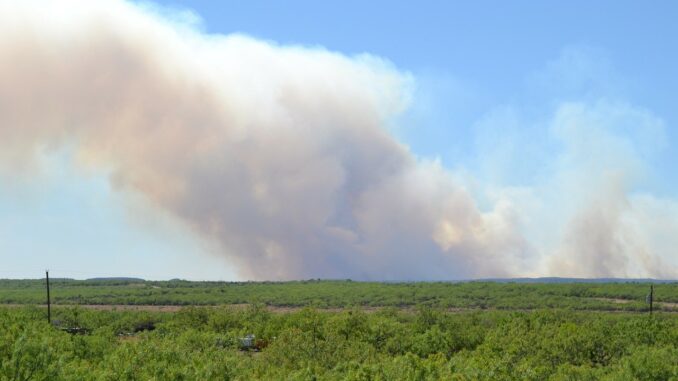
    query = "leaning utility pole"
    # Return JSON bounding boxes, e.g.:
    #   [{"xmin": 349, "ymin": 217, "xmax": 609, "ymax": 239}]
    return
[{"xmin": 46, "ymin": 270, "xmax": 51, "ymax": 324}]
